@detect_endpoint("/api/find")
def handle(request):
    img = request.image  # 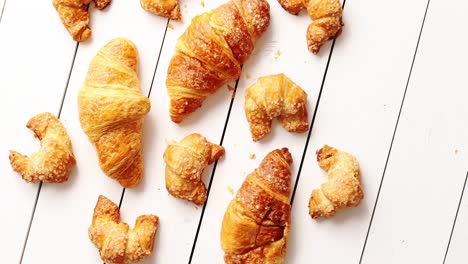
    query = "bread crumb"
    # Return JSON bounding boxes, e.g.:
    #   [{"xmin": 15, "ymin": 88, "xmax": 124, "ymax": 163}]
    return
[
  {"xmin": 227, "ymin": 84, "xmax": 235, "ymax": 91},
  {"xmin": 231, "ymin": 90, "xmax": 236, "ymax": 99},
  {"xmin": 455, "ymin": 149, "xmax": 459, "ymax": 155},
  {"xmin": 274, "ymin": 50, "xmax": 282, "ymax": 61},
  {"xmin": 246, "ymin": 74, "xmax": 251, "ymax": 79},
  {"xmin": 168, "ymin": 23, "xmax": 175, "ymax": 30},
  {"xmin": 201, "ymin": 1, "xmax": 205, "ymax": 7},
  {"xmin": 249, "ymin": 153, "xmax": 256, "ymax": 160},
  {"xmin": 227, "ymin": 186, "xmax": 234, "ymax": 195}
]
